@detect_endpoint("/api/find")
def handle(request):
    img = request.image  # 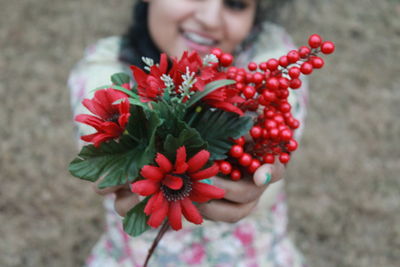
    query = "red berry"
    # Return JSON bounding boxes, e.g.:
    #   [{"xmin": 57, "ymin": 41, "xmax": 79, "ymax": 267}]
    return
[
  {"xmin": 279, "ymin": 129, "xmax": 293, "ymax": 141},
  {"xmin": 300, "ymin": 62, "xmax": 313, "ymax": 75},
  {"xmin": 262, "ymin": 90, "xmax": 276, "ymax": 102},
  {"xmin": 235, "ymin": 82, "xmax": 245, "ymax": 90},
  {"xmin": 253, "ymin": 72, "xmax": 264, "ymax": 84},
  {"xmin": 279, "ymin": 102, "xmax": 291, "ymax": 113},
  {"xmin": 310, "ymin": 56, "xmax": 324, "ymax": 69},
  {"xmin": 269, "ymin": 128, "xmax": 279, "ymax": 139},
  {"xmin": 243, "ymin": 86, "xmax": 256, "ymax": 99},
  {"xmin": 298, "ymin": 46, "xmax": 311, "ymax": 58},
  {"xmin": 266, "ymin": 59, "xmax": 279, "ymax": 71},
  {"xmin": 239, "ymin": 153, "xmax": 252, "ymax": 166},
  {"xmin": 250, "ymin": 126, "xmax": 263, "ymax": 139},
  {"xmin": 229, "ymin": 145, "xmax": 244, "ymax": 158},
  {"xmin": 248, "ymin": 159, "xmax": 261, "ymax": 173},
  {"xmin": 308, "ymin": 34, "xmax": 322, "ymax": 48},
  {"xmin": 211, "ymin": 48, "xmax": 223, "ymax": 58},
  {"xmin": 290, "ymin": 78, "xmax": 302, "ymax": 89},
  {"xmin": 288, "ymin": 67, "xmax": 301, "ymax": 79},
  {"xmin": 245, "ymin": 73, "xmax": 254, "ymax": 83},
  {"xmin": 227, "ymin": 66, "xmax": 238, "ymax": 73},
  {"xmin": 266, "ymin": 77, "xmax": 280, "ymax": 90},
  {"xmin": 230, "ymin": 169, "xmax": 242, "ymax": 181},
  {"xmin": 263, "ymin": 153, "xmax": 275, "ymax": 164},
  {"xmin": 259, "ymin": 62, "xmax": 268, "ymax": 71},
  {"xmin": 321, "ymin": 41, "xmax": 335, "ymax": 54},
  {"xmin": 279, "ymin": 77, "xmax": 290, "ymax": 90},
  {"xmin": 237, "ymin": 69, "xmax": 246, "ymax": 76},
  {"xmin": 264, "ymin": 109, "xmax": 275, "ymax": 118},
  {"xmin": 227, "ymin": 72, "xmax": 236, "ymax": 79},
  {"xmin": 279, "ymin": 55, "xmax": 289, "ymax": 67},
  {"xmin": 291, "ymin": 119, "xmax": 300, "ymax": 129},
  {"xmin": 219, "ymin": 161, "xmax": 232, "ymax": 175},
  {"xmin": 220, "ymin": 53, "xmax": 234, "ymax": 67},
  {"xmin": 287, "ymin": 50, "xmax": 300, "ymax": 63},
  {"xmin": 273, "ymin": 114, "xmax": 285, "ymax": 124},
  {"xmin": 265, "ymin": 119, "xmax": 277, "ymax": 129},
  {"xmin": 262, "ymin": 128, "xmax": 269, "ymax": 138},
  {"xmin": 279, "ymin": 153, "xmax": 290, "ymax": 164},
  {"xmin": 234, "ymin": 137, "xmax": 246, "ymax": 146},
  {"xmin": 286, "ymin": 139, "xmax": 298, "ymax": 152},
  {"xmin": 235, "ymin": 74, "xmax": 245, "ymax": 83},
  {"xmin": 248, "ymin": 62, "xmax": 258, "ymax": 71}
]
